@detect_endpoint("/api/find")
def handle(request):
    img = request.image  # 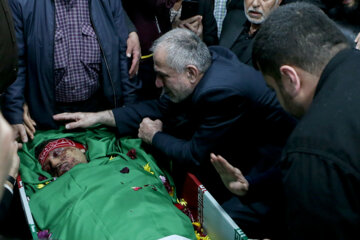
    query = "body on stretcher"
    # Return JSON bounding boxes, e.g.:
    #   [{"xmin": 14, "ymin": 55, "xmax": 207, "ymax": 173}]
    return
[{"xmin": 16, "ymin": 127, "xmax": 248, "ymax": 240}]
